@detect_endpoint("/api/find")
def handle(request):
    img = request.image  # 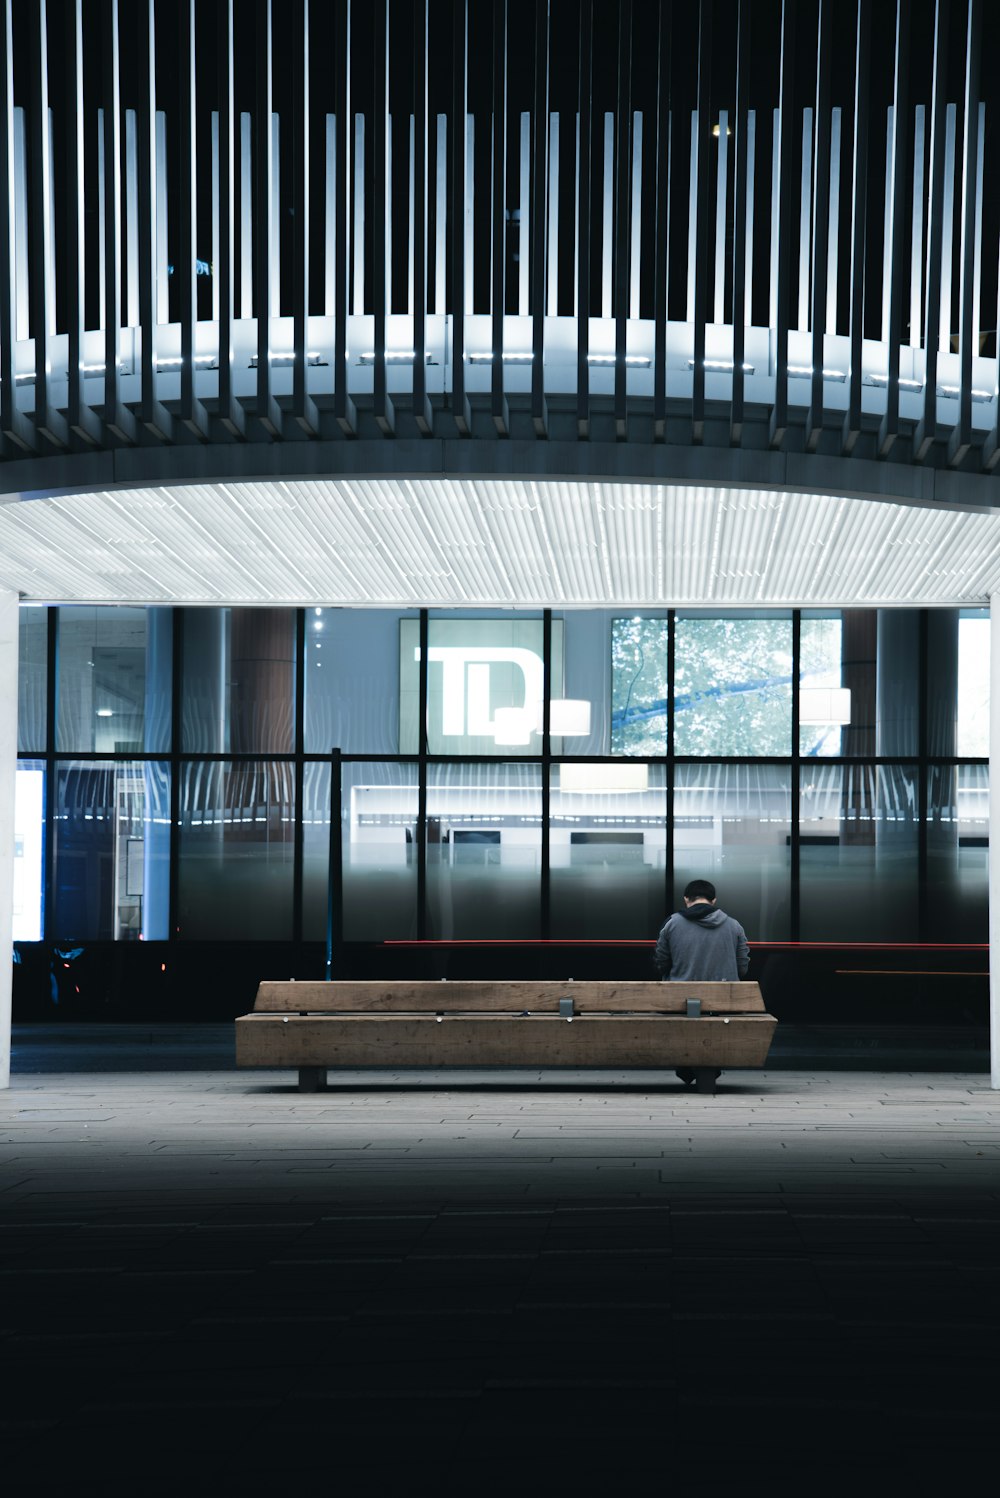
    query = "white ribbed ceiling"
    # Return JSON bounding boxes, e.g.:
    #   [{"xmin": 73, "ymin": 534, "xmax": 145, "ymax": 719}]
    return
[{"xmin": 1, "ymin": 477, "xmax": 1000, "ymax": 606}]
